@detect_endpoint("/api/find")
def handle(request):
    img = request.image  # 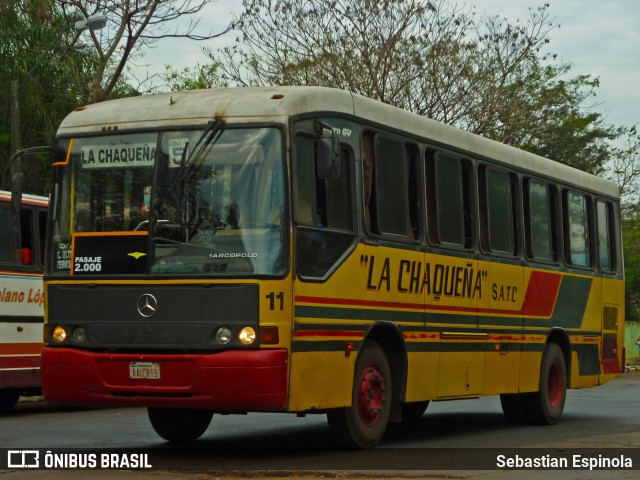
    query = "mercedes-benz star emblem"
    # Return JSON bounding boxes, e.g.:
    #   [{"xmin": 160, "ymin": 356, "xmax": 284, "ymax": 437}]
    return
[{"xmin": 137, "ymin": 293, "xmax": 158, "ymax": 318}]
